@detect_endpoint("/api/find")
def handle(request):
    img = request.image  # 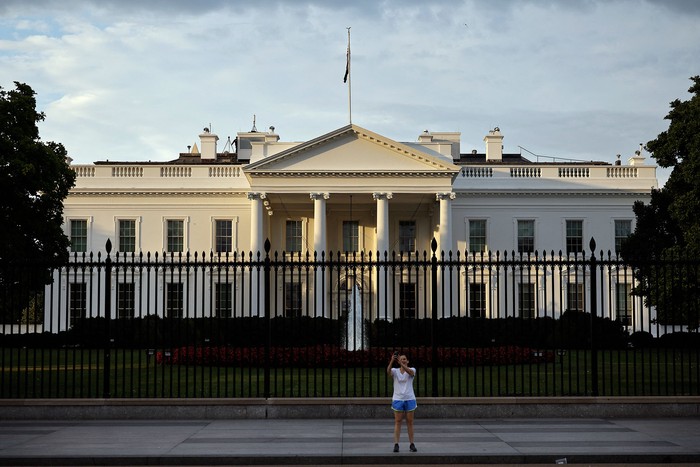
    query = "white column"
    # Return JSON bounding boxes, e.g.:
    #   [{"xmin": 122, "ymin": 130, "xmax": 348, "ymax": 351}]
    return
[
  {"xmin": 373, "ymin": 192, "xmax": 392, "ymax": 320},
  {"xmin": 373, "ymin": 192, "xmax": 392, "ymax": 256},
  {"xmin": 436, "ymin": 192, "xmax": 456, "ymax": 317},
  {"xmin": 311, "ymin": 193, "xmax": 329, "ymax": 255},
  {"xmin": 248, "ymin": 192, "xmax": 266, "ymax": 257},
  {"xmin": 436, "ymin": 192, "xmax": 456, "ymax": 256},
  {"xmin": 310, "ymin": 193, "xmax": 330, "ymax": 317},
  {"xmin": 247, "ymin": 192, "xmax": 266, "ymax": 317}
]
